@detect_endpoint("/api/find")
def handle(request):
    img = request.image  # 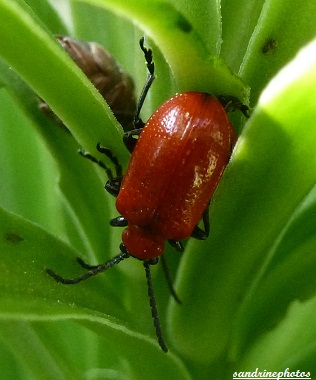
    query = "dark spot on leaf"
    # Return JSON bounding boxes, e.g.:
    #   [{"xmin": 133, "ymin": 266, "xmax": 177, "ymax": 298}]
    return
[
  {"xmin": 262, "ymin": 38, "xmax": 278, "ymax": 54},
  {"xmin": 5, "ymin": 232, "xmax": 24, "ymax": 244},
  {"xmin": 157, "ymin": 3, "xmax": 192, "ymax": 33},
  {"xmin": 176, "ymin": 15, "xmax": 192, "ymax": 33}
]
